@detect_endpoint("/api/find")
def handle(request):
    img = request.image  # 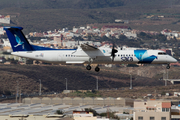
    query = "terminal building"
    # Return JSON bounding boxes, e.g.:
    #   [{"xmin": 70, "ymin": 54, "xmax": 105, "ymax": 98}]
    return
[
  {"xmin": 133, "ymin": 100, "xmax": 180, "ymax": 120},
  {"xmin": 4, "ymin": 98, "xmax": 180, "ymax": 120},
  {"xmin": 0, "ymin": 97, "xmax": 134, "ymax": 120},
  {"xmin": 22, "ymin": 97, "xmax": 134, "ymax": 107},
  {"xmin": 134, "ymin": 100, "xmax": 171, "ymax": 120}
]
